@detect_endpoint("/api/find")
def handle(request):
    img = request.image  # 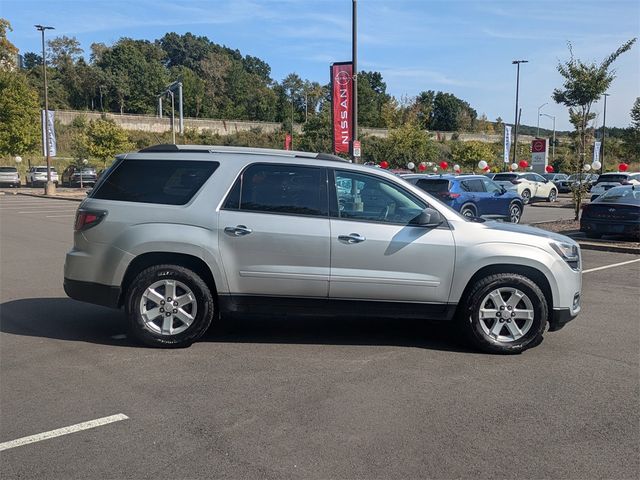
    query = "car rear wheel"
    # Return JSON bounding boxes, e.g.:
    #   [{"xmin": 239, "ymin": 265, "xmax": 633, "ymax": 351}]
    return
[
  {"xmin": 520, "ymin": 189, "xmax": 531, "ymax": 204},
  {"xmin": 126, "ymin": 264, "xmax": 215, "ymax": 348},
  {"xmin": 547, "ymin": 189, "xmax": 557, "ymax": 202},
  {"xmin": 508, "ymin": 203, "xmax": 522, "ymax": 223},
  {"xmin": 458, "ymin": 273, "xmax": 548, "ymax": 354},
  {"xmin": 460, "ymin": 204, "xmax": 477, "ymax": 218}
]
